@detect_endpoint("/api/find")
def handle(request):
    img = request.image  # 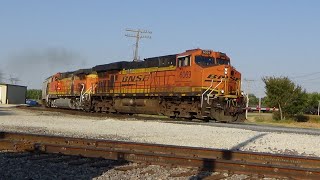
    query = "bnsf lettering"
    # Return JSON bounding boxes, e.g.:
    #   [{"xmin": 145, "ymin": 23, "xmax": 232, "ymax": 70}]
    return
[
  {"xmin": 136, "ymin": 75, "xmax": 143, "ymax": 81},
  {"xmin": 128, "ymin": 76, "xmax": 135, "ymax": 82},
  {"xmin": 122, "ymin": 75, "xmax": 149, "ymax": 82},
  {"xmin": 207, "ymin": 74, "xmax": 217, "ymax": 79},
  {"xmin": 207, "ymin": 74, "xmax": 227, "ymax": 79}
]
